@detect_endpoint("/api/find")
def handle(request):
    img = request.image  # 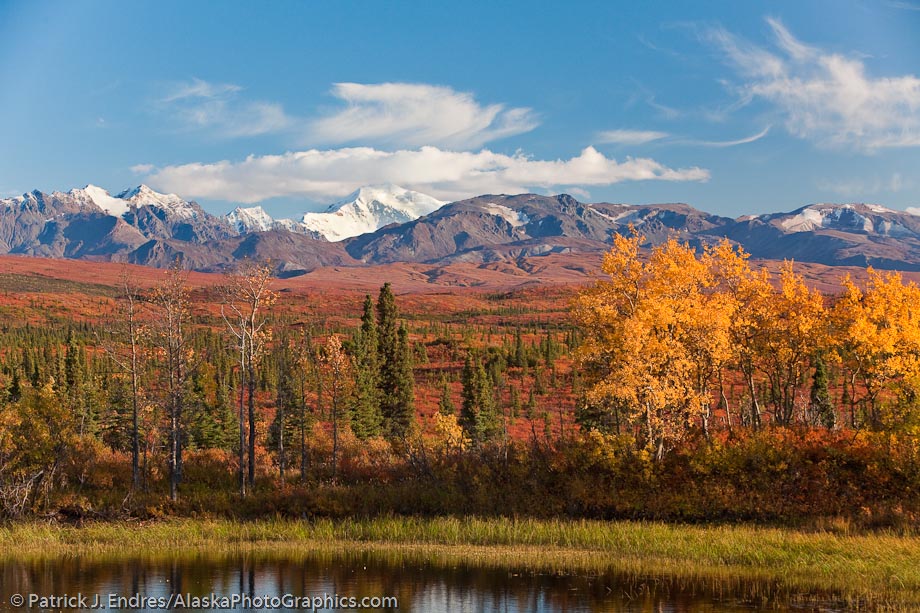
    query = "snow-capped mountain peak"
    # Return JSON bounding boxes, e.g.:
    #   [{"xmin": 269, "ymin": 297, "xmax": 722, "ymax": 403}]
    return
[
  {"xmin": 302, "ymin": 184, "xmax": 445, "ymax": 241},
  {"xmin": 116, "ymin": 184, "xmax": 197, "ymax": 219},
  {"xmin": 227, "ymin": 205, "xmax": 275, "ymax": 233},
  {"xmin": 76, "ymin": 184, "xmax": 131, "ymax": 217},
  {"xmin": 774, "ymin": 202, "xmax": 916, "ymax": 237}
]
